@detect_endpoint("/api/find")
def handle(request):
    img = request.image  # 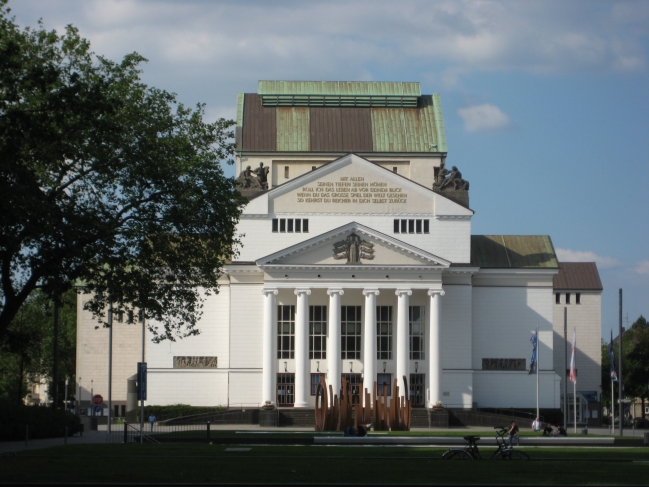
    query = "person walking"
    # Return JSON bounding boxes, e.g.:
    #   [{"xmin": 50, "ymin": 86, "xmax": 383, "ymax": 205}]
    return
[
  {"xmin": 532, "ymin": 417, "xmax": 541, "ymax": 432},
  {"xmin": 507, "ymin": 420, "xmax": 520, "ymax": 447},
  {"xmin": 148, "ymin": 414, "xmax": 156, "ymax": 432}
]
